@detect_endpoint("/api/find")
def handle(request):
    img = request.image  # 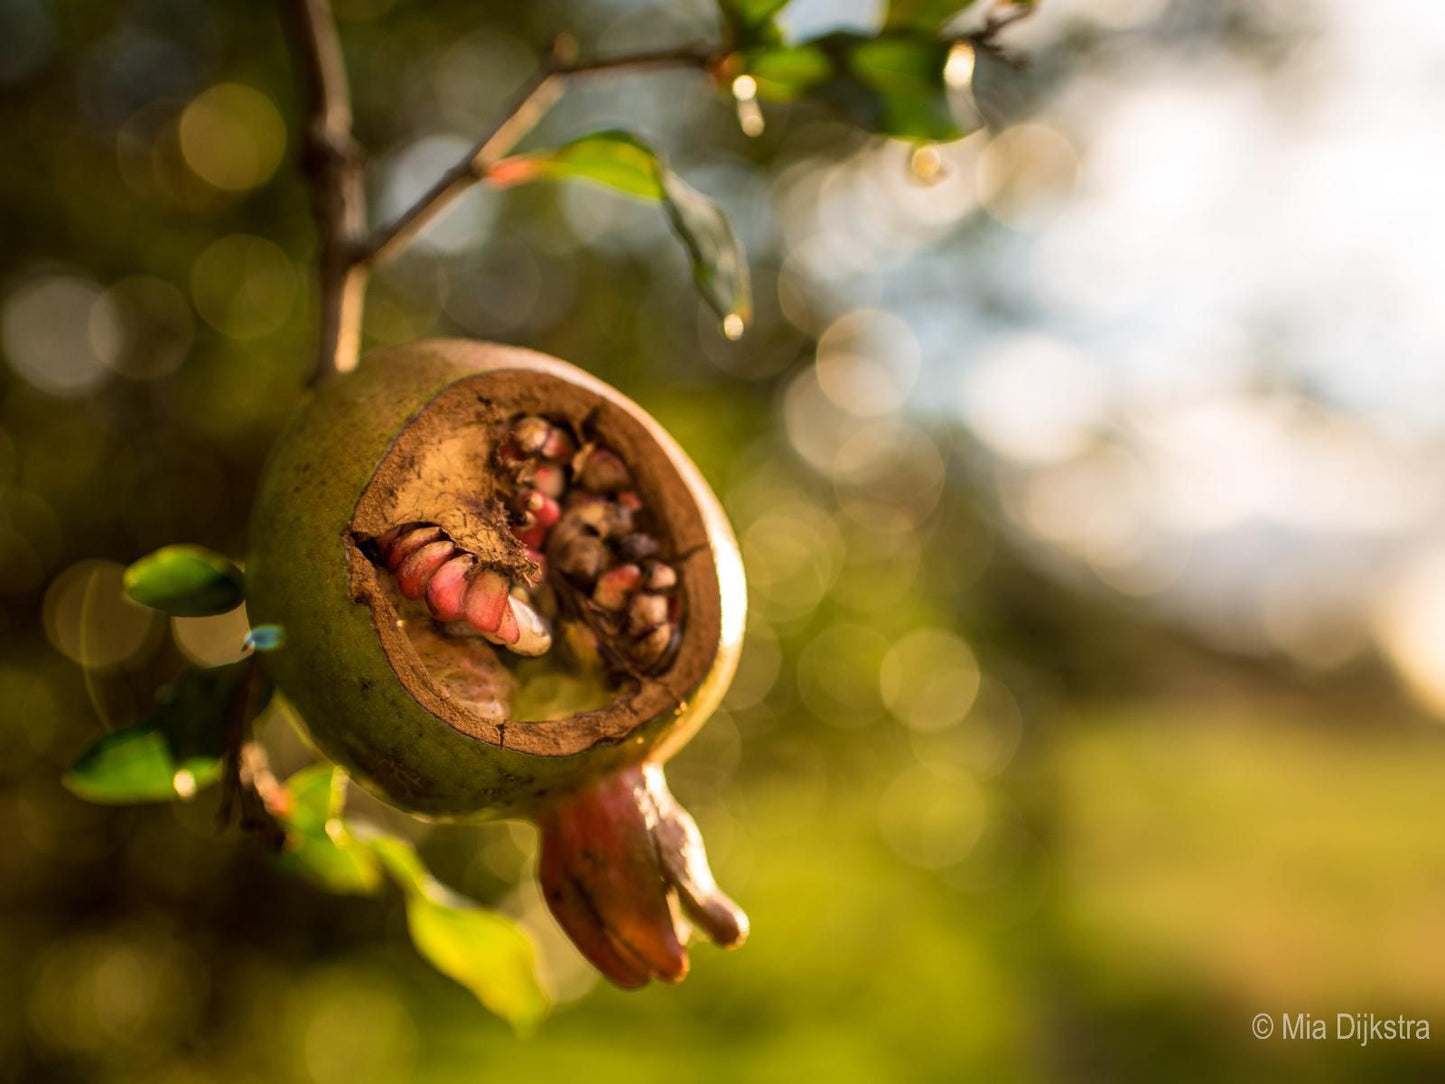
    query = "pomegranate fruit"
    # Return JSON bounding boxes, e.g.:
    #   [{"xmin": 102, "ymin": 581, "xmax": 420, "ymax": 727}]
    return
[{"xmin": 246, "ymin": 339, "xmax": 748, "ymax": 985}]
